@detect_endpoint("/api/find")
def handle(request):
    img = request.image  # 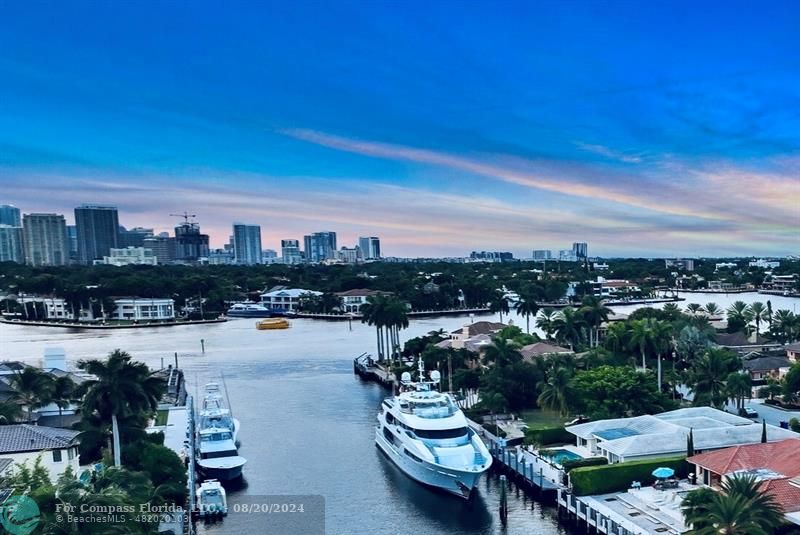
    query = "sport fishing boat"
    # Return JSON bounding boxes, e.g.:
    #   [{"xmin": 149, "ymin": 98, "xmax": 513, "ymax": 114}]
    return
[
  {"xmin": 196, "ymin": 479, "xmax": 228, "ymax": 517},
  {"xmin": 196, "ymin": 381, "xmax": 246, "ymax": 480},
  {"xmin": 375, "ymin": 359, "xmax": 492, "ymax": 499}
]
